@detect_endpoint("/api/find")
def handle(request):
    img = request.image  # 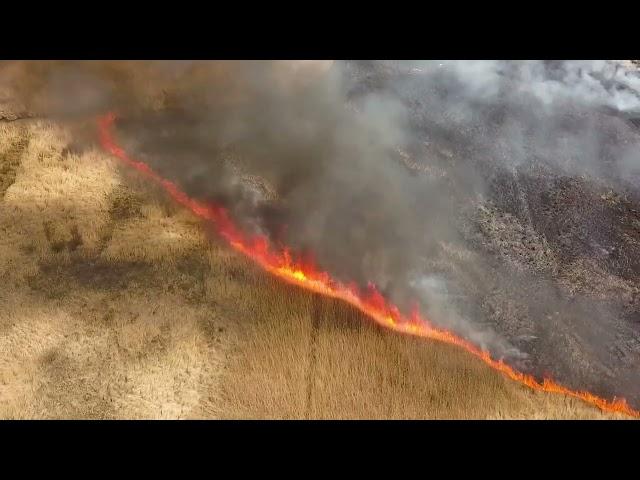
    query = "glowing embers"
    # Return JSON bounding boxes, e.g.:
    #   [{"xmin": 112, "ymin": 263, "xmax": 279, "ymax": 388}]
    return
[{"xmin": 97, "ymin": 113, "xmax": 640, "ymax": 418}]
